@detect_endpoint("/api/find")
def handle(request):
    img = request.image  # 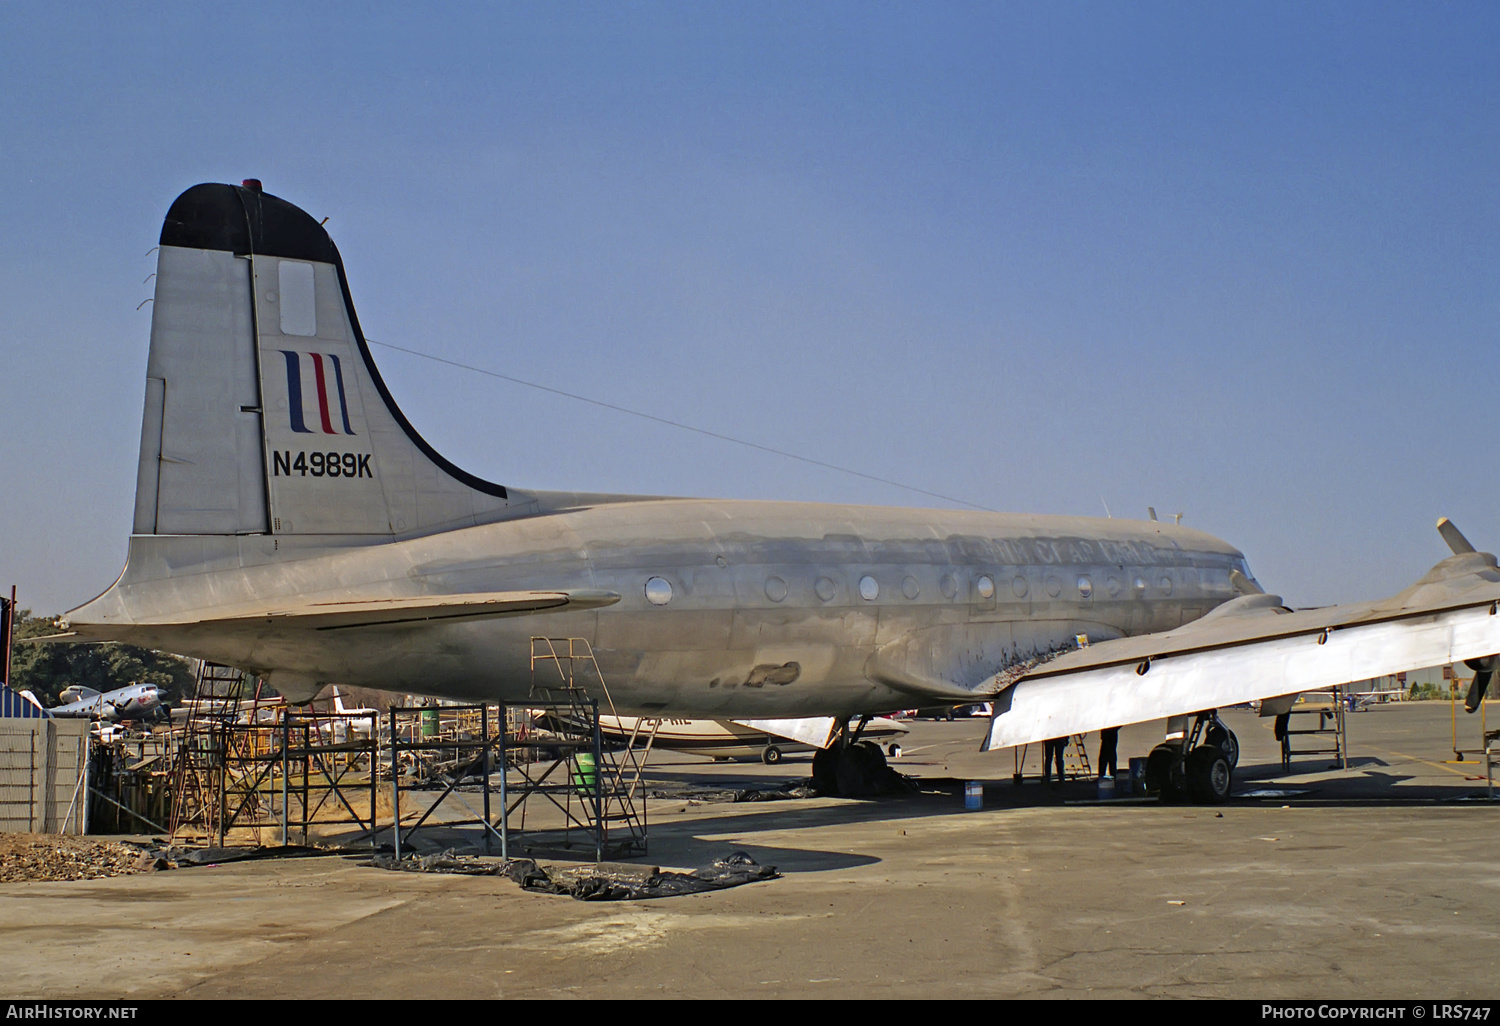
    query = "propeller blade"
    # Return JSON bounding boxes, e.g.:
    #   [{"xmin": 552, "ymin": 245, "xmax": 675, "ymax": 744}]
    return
[
  {"xmin": 1463, "ymin": 656, "xmax": 1495, "ymax": 713},
  {"xmin": 1438, "ymin": 517, "xmax": 1477, "ymax": 556},
  {"xmin": 1229, "ymin": 569, "xmax": 1265, "ymax": 596}
]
